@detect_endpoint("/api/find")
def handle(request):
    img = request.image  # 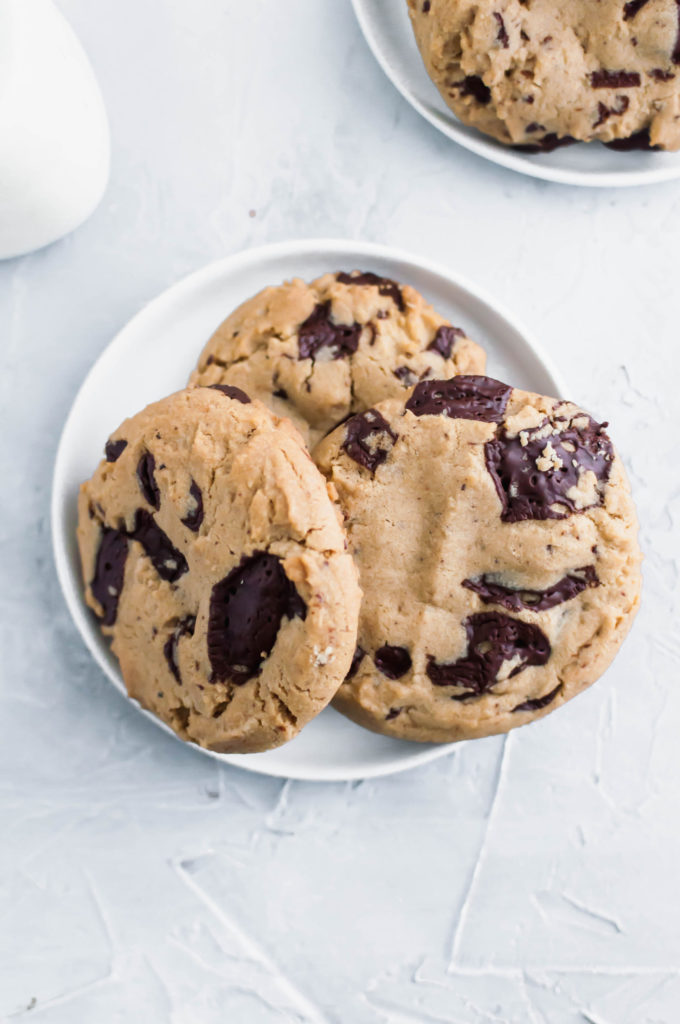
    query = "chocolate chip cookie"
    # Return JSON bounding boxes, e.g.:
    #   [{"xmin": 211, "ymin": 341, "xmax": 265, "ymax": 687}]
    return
[
  {"xmin": 189, "ymin": 271, "xmax": 486, "ymax": 447},
  {"xmin": 314, "ymin": 375, "xmax": 642, "ymax": 743},
  {"xmin": 77, "ymin": 386, "xmax": 361, "ymax": 753},
  {"xmin": 408, "ymin": 0, "xmax": 680, "ymax": 150}
]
